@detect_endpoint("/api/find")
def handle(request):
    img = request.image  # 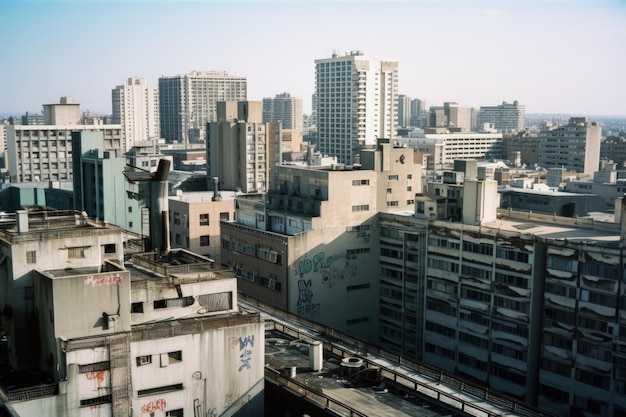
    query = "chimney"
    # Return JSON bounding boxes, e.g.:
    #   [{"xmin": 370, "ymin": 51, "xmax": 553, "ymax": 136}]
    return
[
  {"xmin": 309, "ymin": 341, "xmax": 323, "ymax": 372},
  {"xmin": 150, "ymin": 159, "xmax": 171, "ymax": 254},
  {"xmin": 212, "ymin": 177, "xmax": 222, "ymax": 201}
]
